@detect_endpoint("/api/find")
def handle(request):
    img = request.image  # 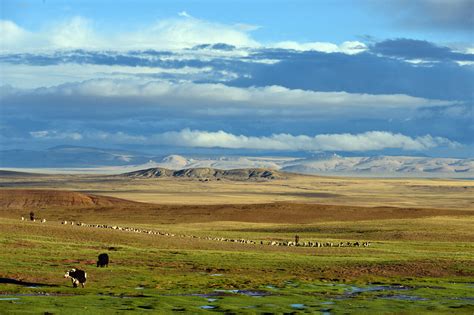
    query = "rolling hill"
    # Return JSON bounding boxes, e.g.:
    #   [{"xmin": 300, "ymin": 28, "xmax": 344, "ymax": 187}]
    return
[
  {"xmin": 123, "ymin": 167, "xmax": 284, "ymax": 180},
  {"xmin": 0, "ymin": 189, "xmax": 139, "ymax": 209}
]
